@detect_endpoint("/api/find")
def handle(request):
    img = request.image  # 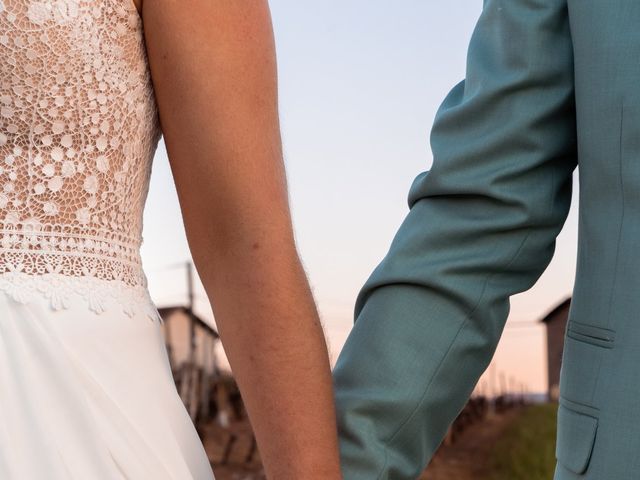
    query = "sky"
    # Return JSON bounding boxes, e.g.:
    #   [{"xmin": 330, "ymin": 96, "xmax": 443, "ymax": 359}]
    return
[{"xmin": 140, "ymin": 1, "xmax": 580, "ymax": 394}]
